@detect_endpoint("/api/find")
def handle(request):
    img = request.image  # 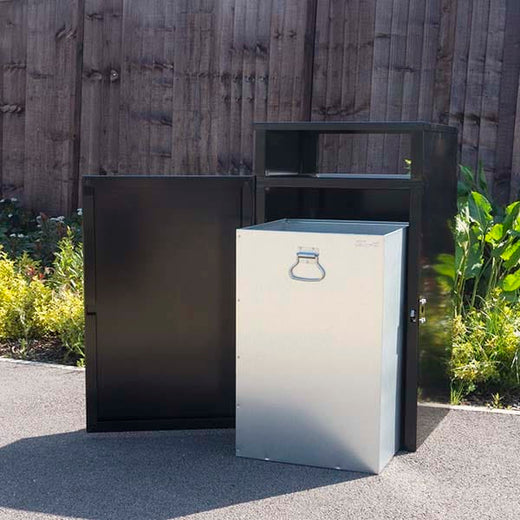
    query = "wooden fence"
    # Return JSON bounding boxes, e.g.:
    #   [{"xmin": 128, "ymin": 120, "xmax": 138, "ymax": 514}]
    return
[{"xmin": 1, "ymin": 0, "xmax": 520, "ymax": 214}]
